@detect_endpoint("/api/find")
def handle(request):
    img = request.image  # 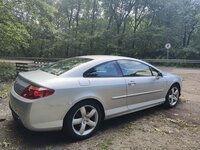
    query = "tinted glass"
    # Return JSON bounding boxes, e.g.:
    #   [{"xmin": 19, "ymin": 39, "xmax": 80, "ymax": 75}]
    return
[
  {"xmin": 41, "ymin": 57, "xmax": 92, "ymax": 75},
  {"xmin": 151, "ymin": 67, "xmax": 160, "ymax": 76},
  {"xmin": 84, "ymin": 61, "xmax": 121, "ymax": 77},
  {"xmin": 117, "ymin": 60, "xmax": 152, "ymax": 77}
]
